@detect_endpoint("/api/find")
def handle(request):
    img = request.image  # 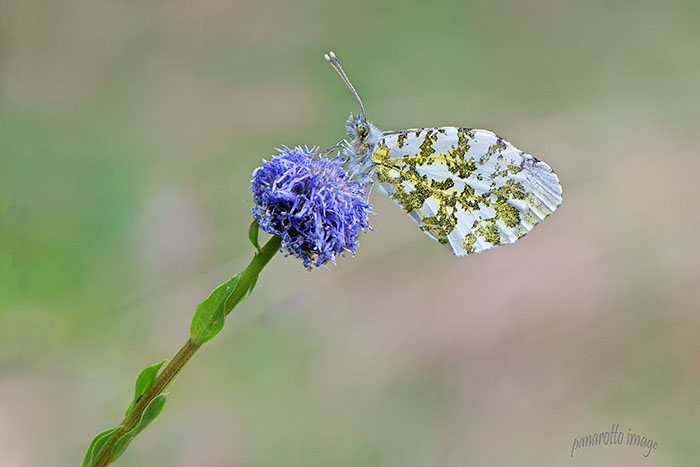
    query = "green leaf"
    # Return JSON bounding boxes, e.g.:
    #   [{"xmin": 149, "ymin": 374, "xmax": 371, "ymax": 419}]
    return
[
  {"xmin": 136, "ymin": 392, "xmax": 168, "ymax": 434},
  {"xmin": 190, "ymin": 234, "xmax": 278, "ymax": 344},
  {"xmin": 189, "ymin": 273, "xmax": 242, "ymax": 344},
  {"xmin": 224, "ymin": 274, "xmax": 258, "ymax": 312},
  {"xmin": 110, "ymin": 393, "xmax": 169, "ymax": 461},
  {"xmin": 81, "ymin": 426, "xmax": 121, "ymax": 467},
  {"xmin": 249, "ymin": 220, "xmax": 262, "ymax": 253},
  {"xmin": 126, "ymin": 359, "xmax": 167, "ymax": 417}
]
